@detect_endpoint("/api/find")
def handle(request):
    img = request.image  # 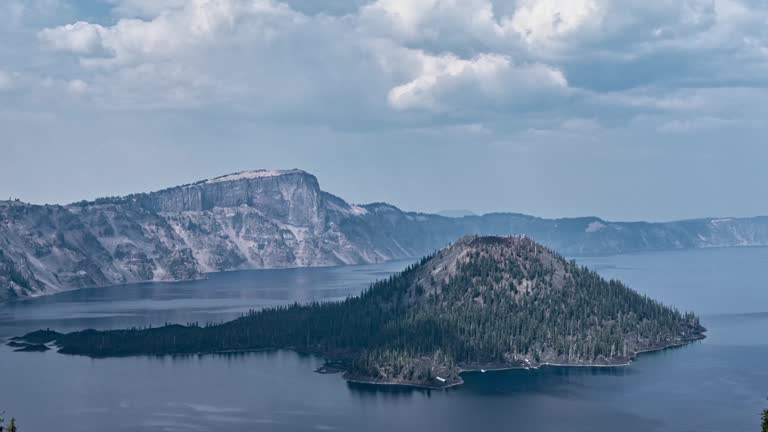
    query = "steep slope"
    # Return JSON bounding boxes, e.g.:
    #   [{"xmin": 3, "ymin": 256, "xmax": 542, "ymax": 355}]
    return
[
  {"xmin": 0, "ymin": 200, "xmax": 200, "ymax": 301},
  {"xmin": 0, "ymin": 170, "xmax": 401, "ymax": 300}
]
